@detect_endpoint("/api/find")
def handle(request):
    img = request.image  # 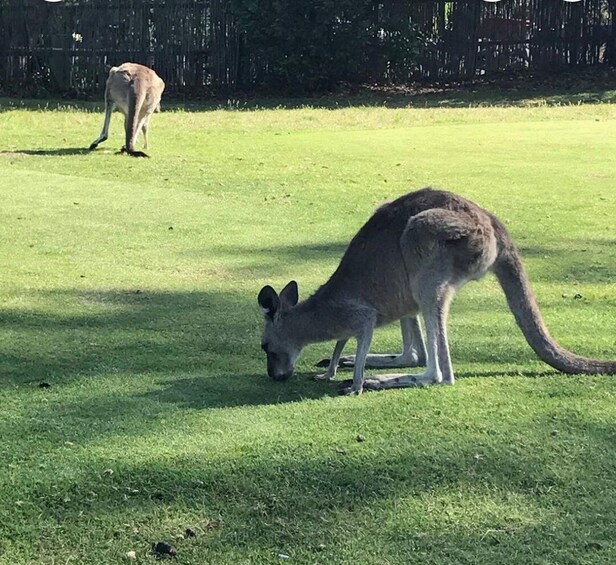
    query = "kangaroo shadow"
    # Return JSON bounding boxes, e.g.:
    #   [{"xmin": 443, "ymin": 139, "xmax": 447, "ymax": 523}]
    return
[
  {"xmin": 1, "ymin": 147, "xmax": 91, "ymax": 156},
  {"xmin": 0, "ymin": 288, "xmax": 343, "ymax": 404},
  {"xmin": 138, "ymin": 372, "xmax": 339, "ymax": 411},
  {"xmin": 0, "ymin": 288, "xmax": 259, "ymax": 386}
]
